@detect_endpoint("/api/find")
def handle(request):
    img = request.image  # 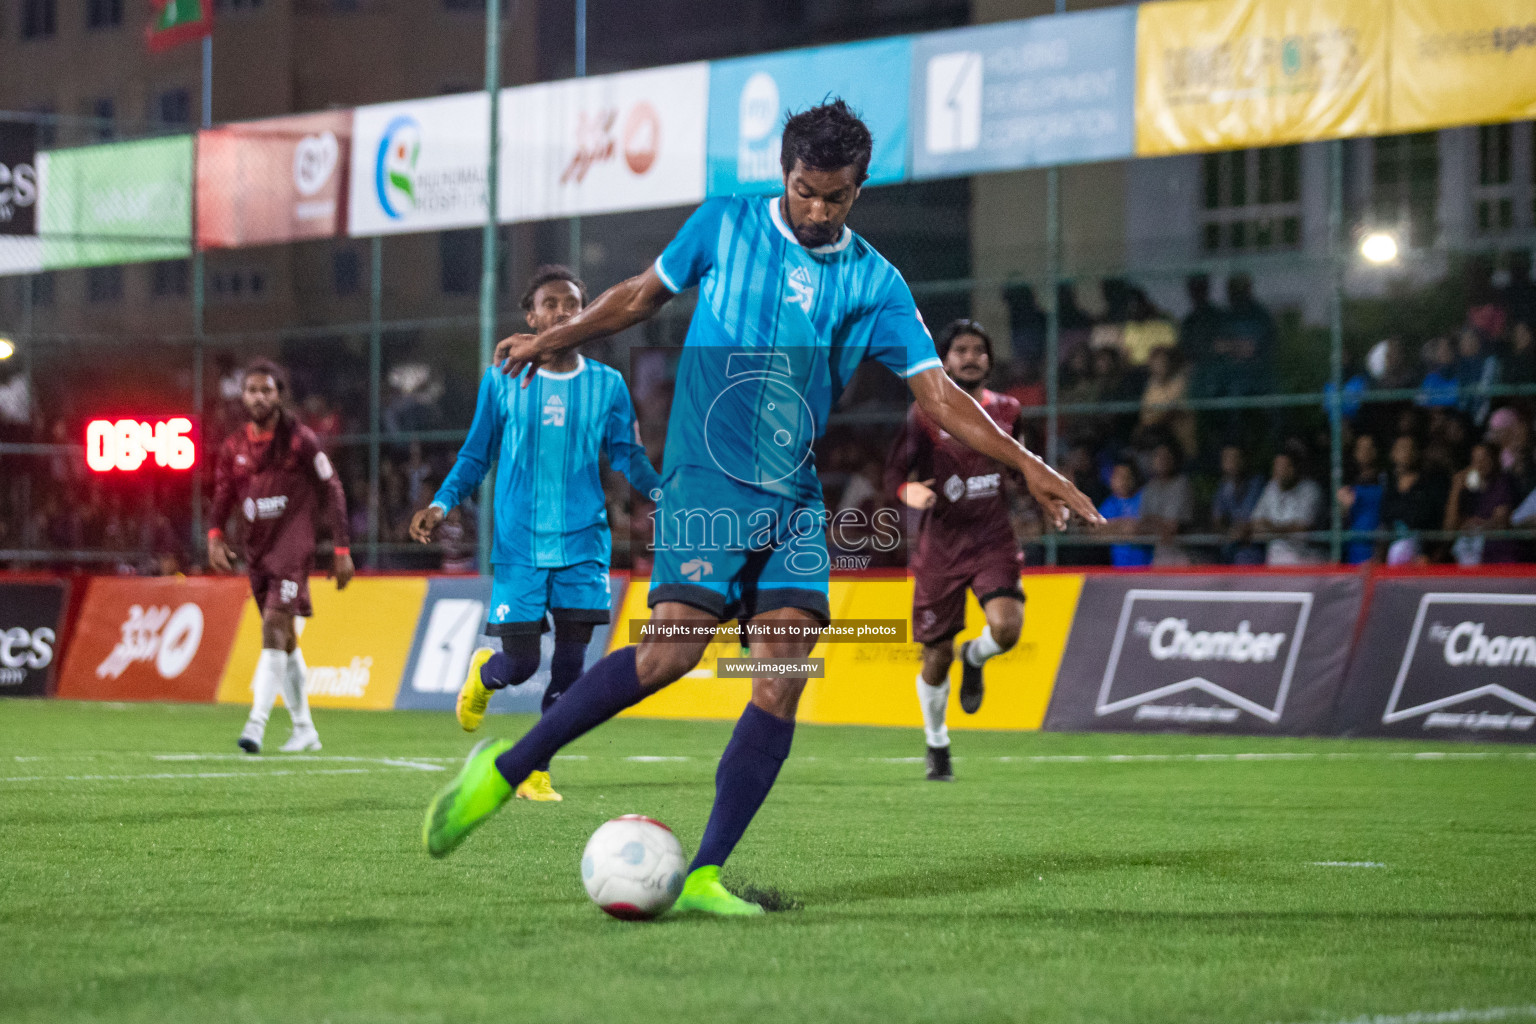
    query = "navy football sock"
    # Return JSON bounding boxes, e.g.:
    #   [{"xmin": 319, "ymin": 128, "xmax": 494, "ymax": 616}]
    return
[
  {"xmin": 689, "ymin": 702, "xmax": 795, "ymax": 872},
  {"xmin": 481, "ymin": 639, "xmax": 540, "ymax": 691},
  {"xmin": 492, "ymin": 647, "xmax": 644, "ymax": 787},
  {"xmin": 534, "ymin": 640, "xmax": 588, "ymax": 771}
]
